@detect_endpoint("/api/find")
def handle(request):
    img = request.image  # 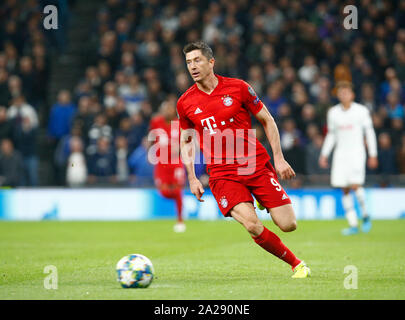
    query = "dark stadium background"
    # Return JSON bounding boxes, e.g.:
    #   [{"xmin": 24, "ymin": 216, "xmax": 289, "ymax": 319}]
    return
[{"xmin": 0, "ymin": 0, "xmax": 404, "ymax": 189}]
